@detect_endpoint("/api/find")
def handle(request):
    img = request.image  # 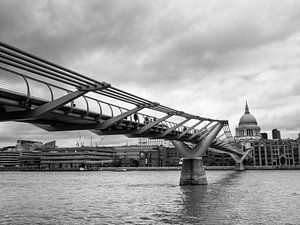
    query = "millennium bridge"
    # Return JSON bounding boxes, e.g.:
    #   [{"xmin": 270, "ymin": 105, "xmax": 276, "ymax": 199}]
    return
[{"xmin": 0, "ymin": 42, "xmax": 250, "ymax": 185}]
